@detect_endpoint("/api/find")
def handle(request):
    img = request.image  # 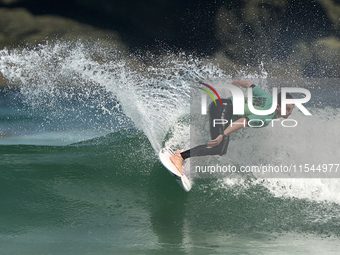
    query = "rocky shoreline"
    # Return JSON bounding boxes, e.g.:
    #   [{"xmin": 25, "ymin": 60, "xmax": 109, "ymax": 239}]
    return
[{"xmin": 1, "ymin": 0, "xmax": 340, "ymax": 82}]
